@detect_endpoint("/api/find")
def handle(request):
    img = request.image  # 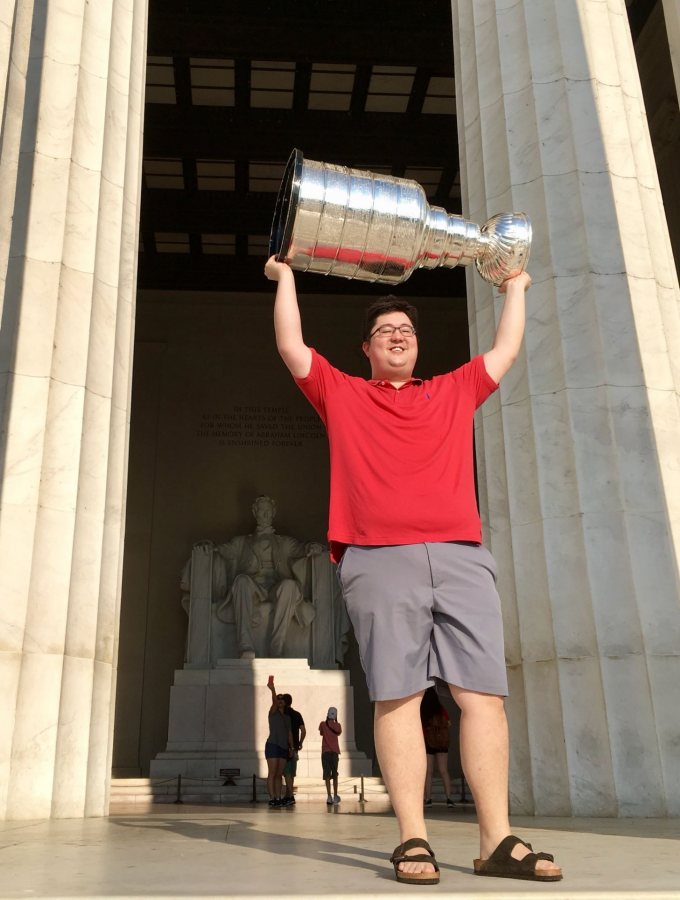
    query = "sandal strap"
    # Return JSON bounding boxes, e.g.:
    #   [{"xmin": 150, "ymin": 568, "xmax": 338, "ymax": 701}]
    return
[
  {"xmin": 518, "ymin": 852, "xmax": 542, "ymax": 875},
  {"xmin": 391, "ymin": 853, "xmax": 437, "ymax": 865},
  {"xmin": 482, "ymin": 835, "xmax": 555, "ymax": 876},
  {"xmin": 490, "ymin": 834, "xmax": 529, "ymax": 861},
  {"xmin": 494, "ymin": 836, "xmax": 554, "ymax": 864},
  {"xmin": 390, "ymin": 838, "xmax": 439, "ymax": 871},
  {"xmin": 400, "ymin": 838, "xmax": 434, "ymax": 857}
]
